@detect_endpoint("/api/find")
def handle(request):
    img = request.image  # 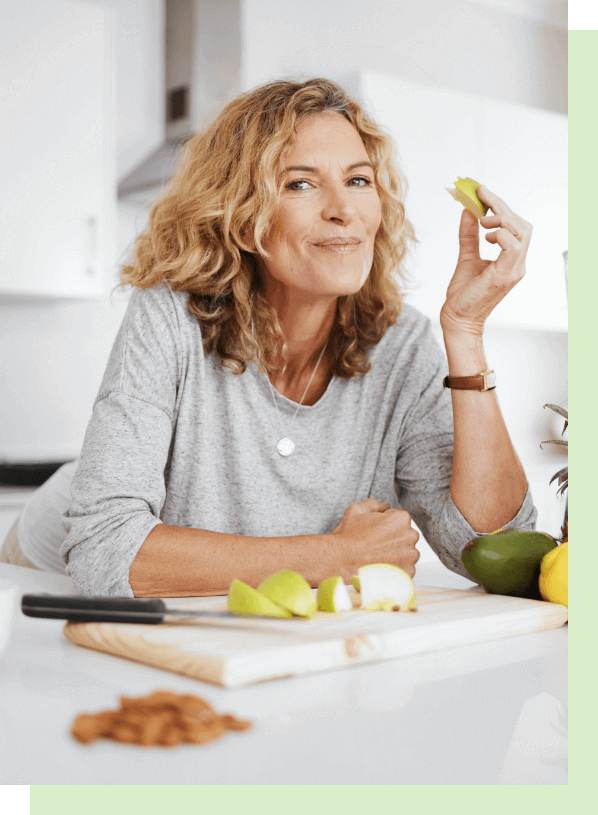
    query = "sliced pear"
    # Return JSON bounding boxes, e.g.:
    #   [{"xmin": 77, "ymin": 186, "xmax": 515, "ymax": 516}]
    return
[
  {"xmin": 446, "ymin": 177, "xmax": 488, "ymax": 219},
  {"xmin": 352, "ymin": 575, "xmax": 360, "ymax": 592},
  {"xmin": 364, "ymin": 598, "xmax": 400, "ymax": 611},
  {"xmin": 358, "ymin": 563, "xmax": 417, "ymax": 611},
  {"xmin": 317, "ymin": 576, "xmax": 352, "ymax": 613},
  {"xmin": 228, "ymin": 578, "xmax": 293, "ymax": 618},
  {"xmin": 257, "ymin": 570, "xmax": 317, "ymax": 618}
]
